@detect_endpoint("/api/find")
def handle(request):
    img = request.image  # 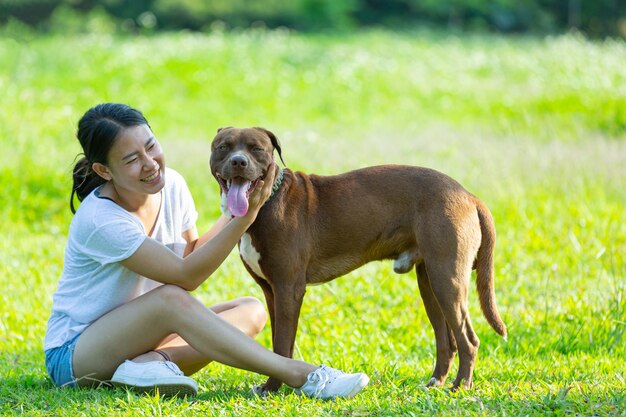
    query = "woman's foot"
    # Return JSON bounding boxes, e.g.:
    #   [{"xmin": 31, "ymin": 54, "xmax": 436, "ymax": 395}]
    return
[
  {"xmin": 294, "ymin": 365, "xmax": 369, "ymax": 399},
  {"xmin": 111, "ymin": 360, "xmax": 198, "ymax": 397}
]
